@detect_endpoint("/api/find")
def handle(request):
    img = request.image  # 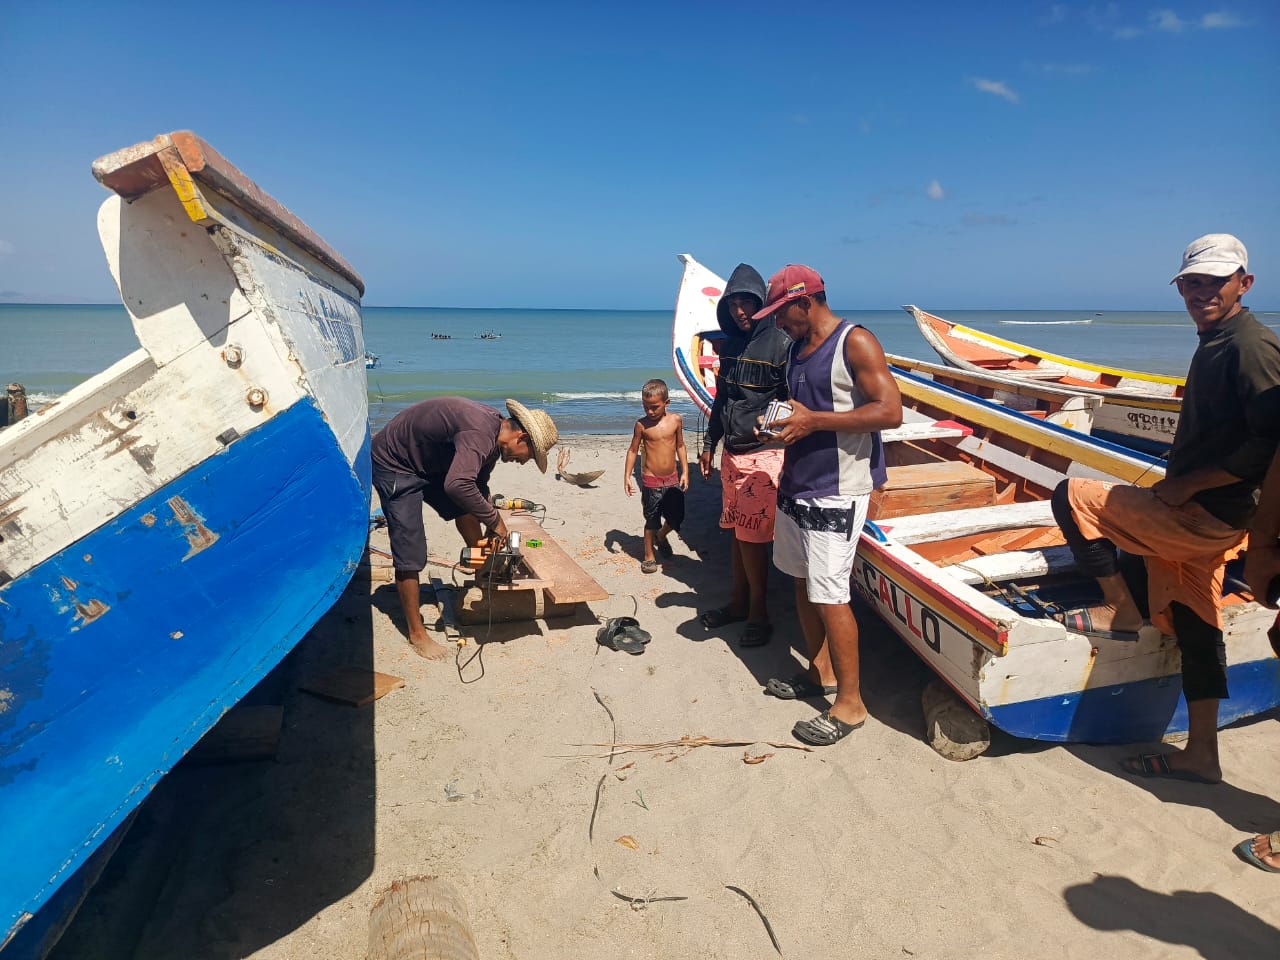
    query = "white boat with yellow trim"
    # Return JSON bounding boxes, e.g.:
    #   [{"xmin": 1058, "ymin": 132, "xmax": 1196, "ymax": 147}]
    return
[
  {"xmin": 905, "ymin": 304, "xmax": 1183, "ymax": 456},
  {"xmin": 673, "ymin": 256, "xmax": 1278, "ymax": 745},
  {"xmin": 885, "ymin": 354, "xmax": 1102, "ymax": 435}
]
